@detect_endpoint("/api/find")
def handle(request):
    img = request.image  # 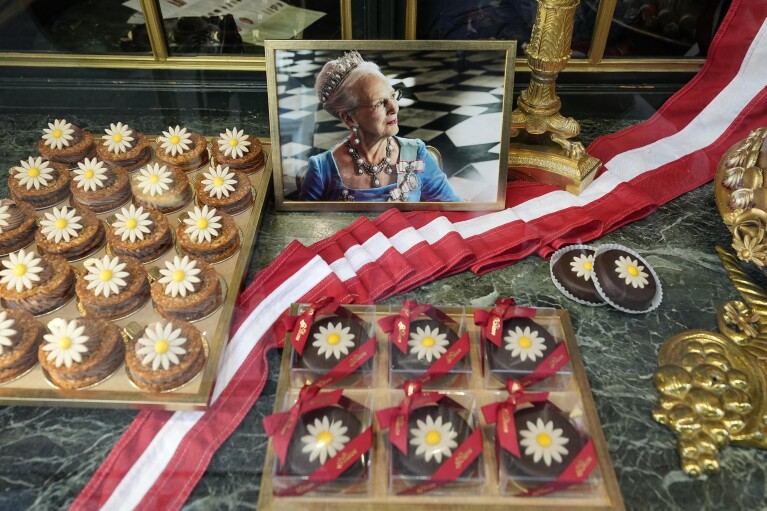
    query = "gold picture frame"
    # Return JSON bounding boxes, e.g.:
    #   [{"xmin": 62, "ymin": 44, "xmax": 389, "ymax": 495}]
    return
[{"xmin": 265, "ymin": 40, "xmax": 516, "ymax": 211}]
